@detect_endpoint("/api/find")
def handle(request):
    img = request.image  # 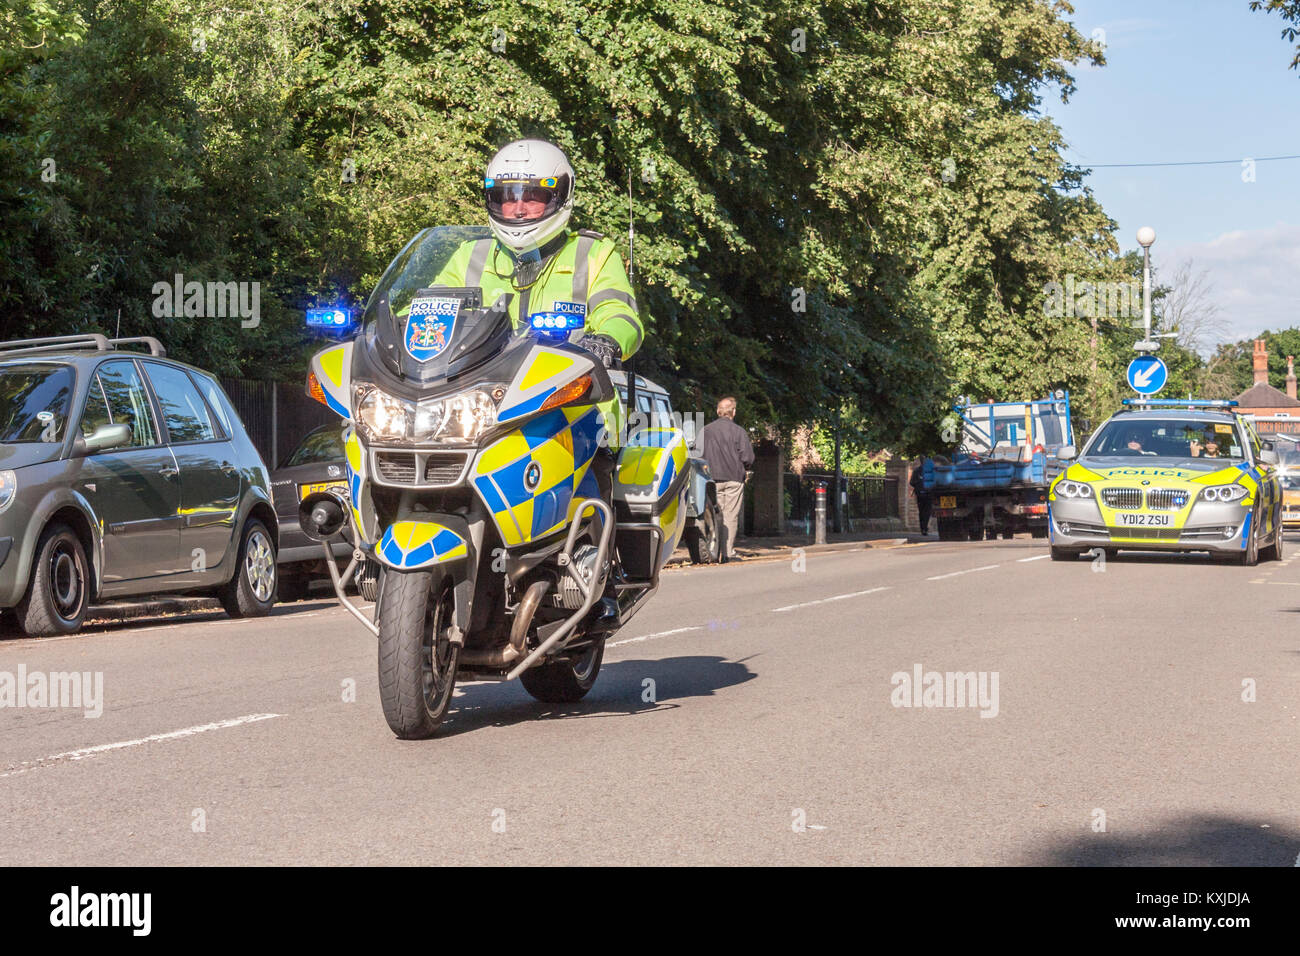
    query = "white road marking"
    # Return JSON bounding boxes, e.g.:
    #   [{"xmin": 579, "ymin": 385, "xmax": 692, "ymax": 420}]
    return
[
  {"xmin": 0, "ymin": 713, "xmax": 282, "ymax": 780},
  {"xmin": 927, "ymin": 564, "xmax": 1001, "ymax": 581},
  {"xmin": 771, "ymin": 586, "xmax": 891, "ymax": 613},
  {"xmin": 607, "ymin": 626, "xmax": 702, "ymax": 649},
  {"xmin": 1017, "ymin": 555, "xmax": 1050, "ymax": 563}
]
